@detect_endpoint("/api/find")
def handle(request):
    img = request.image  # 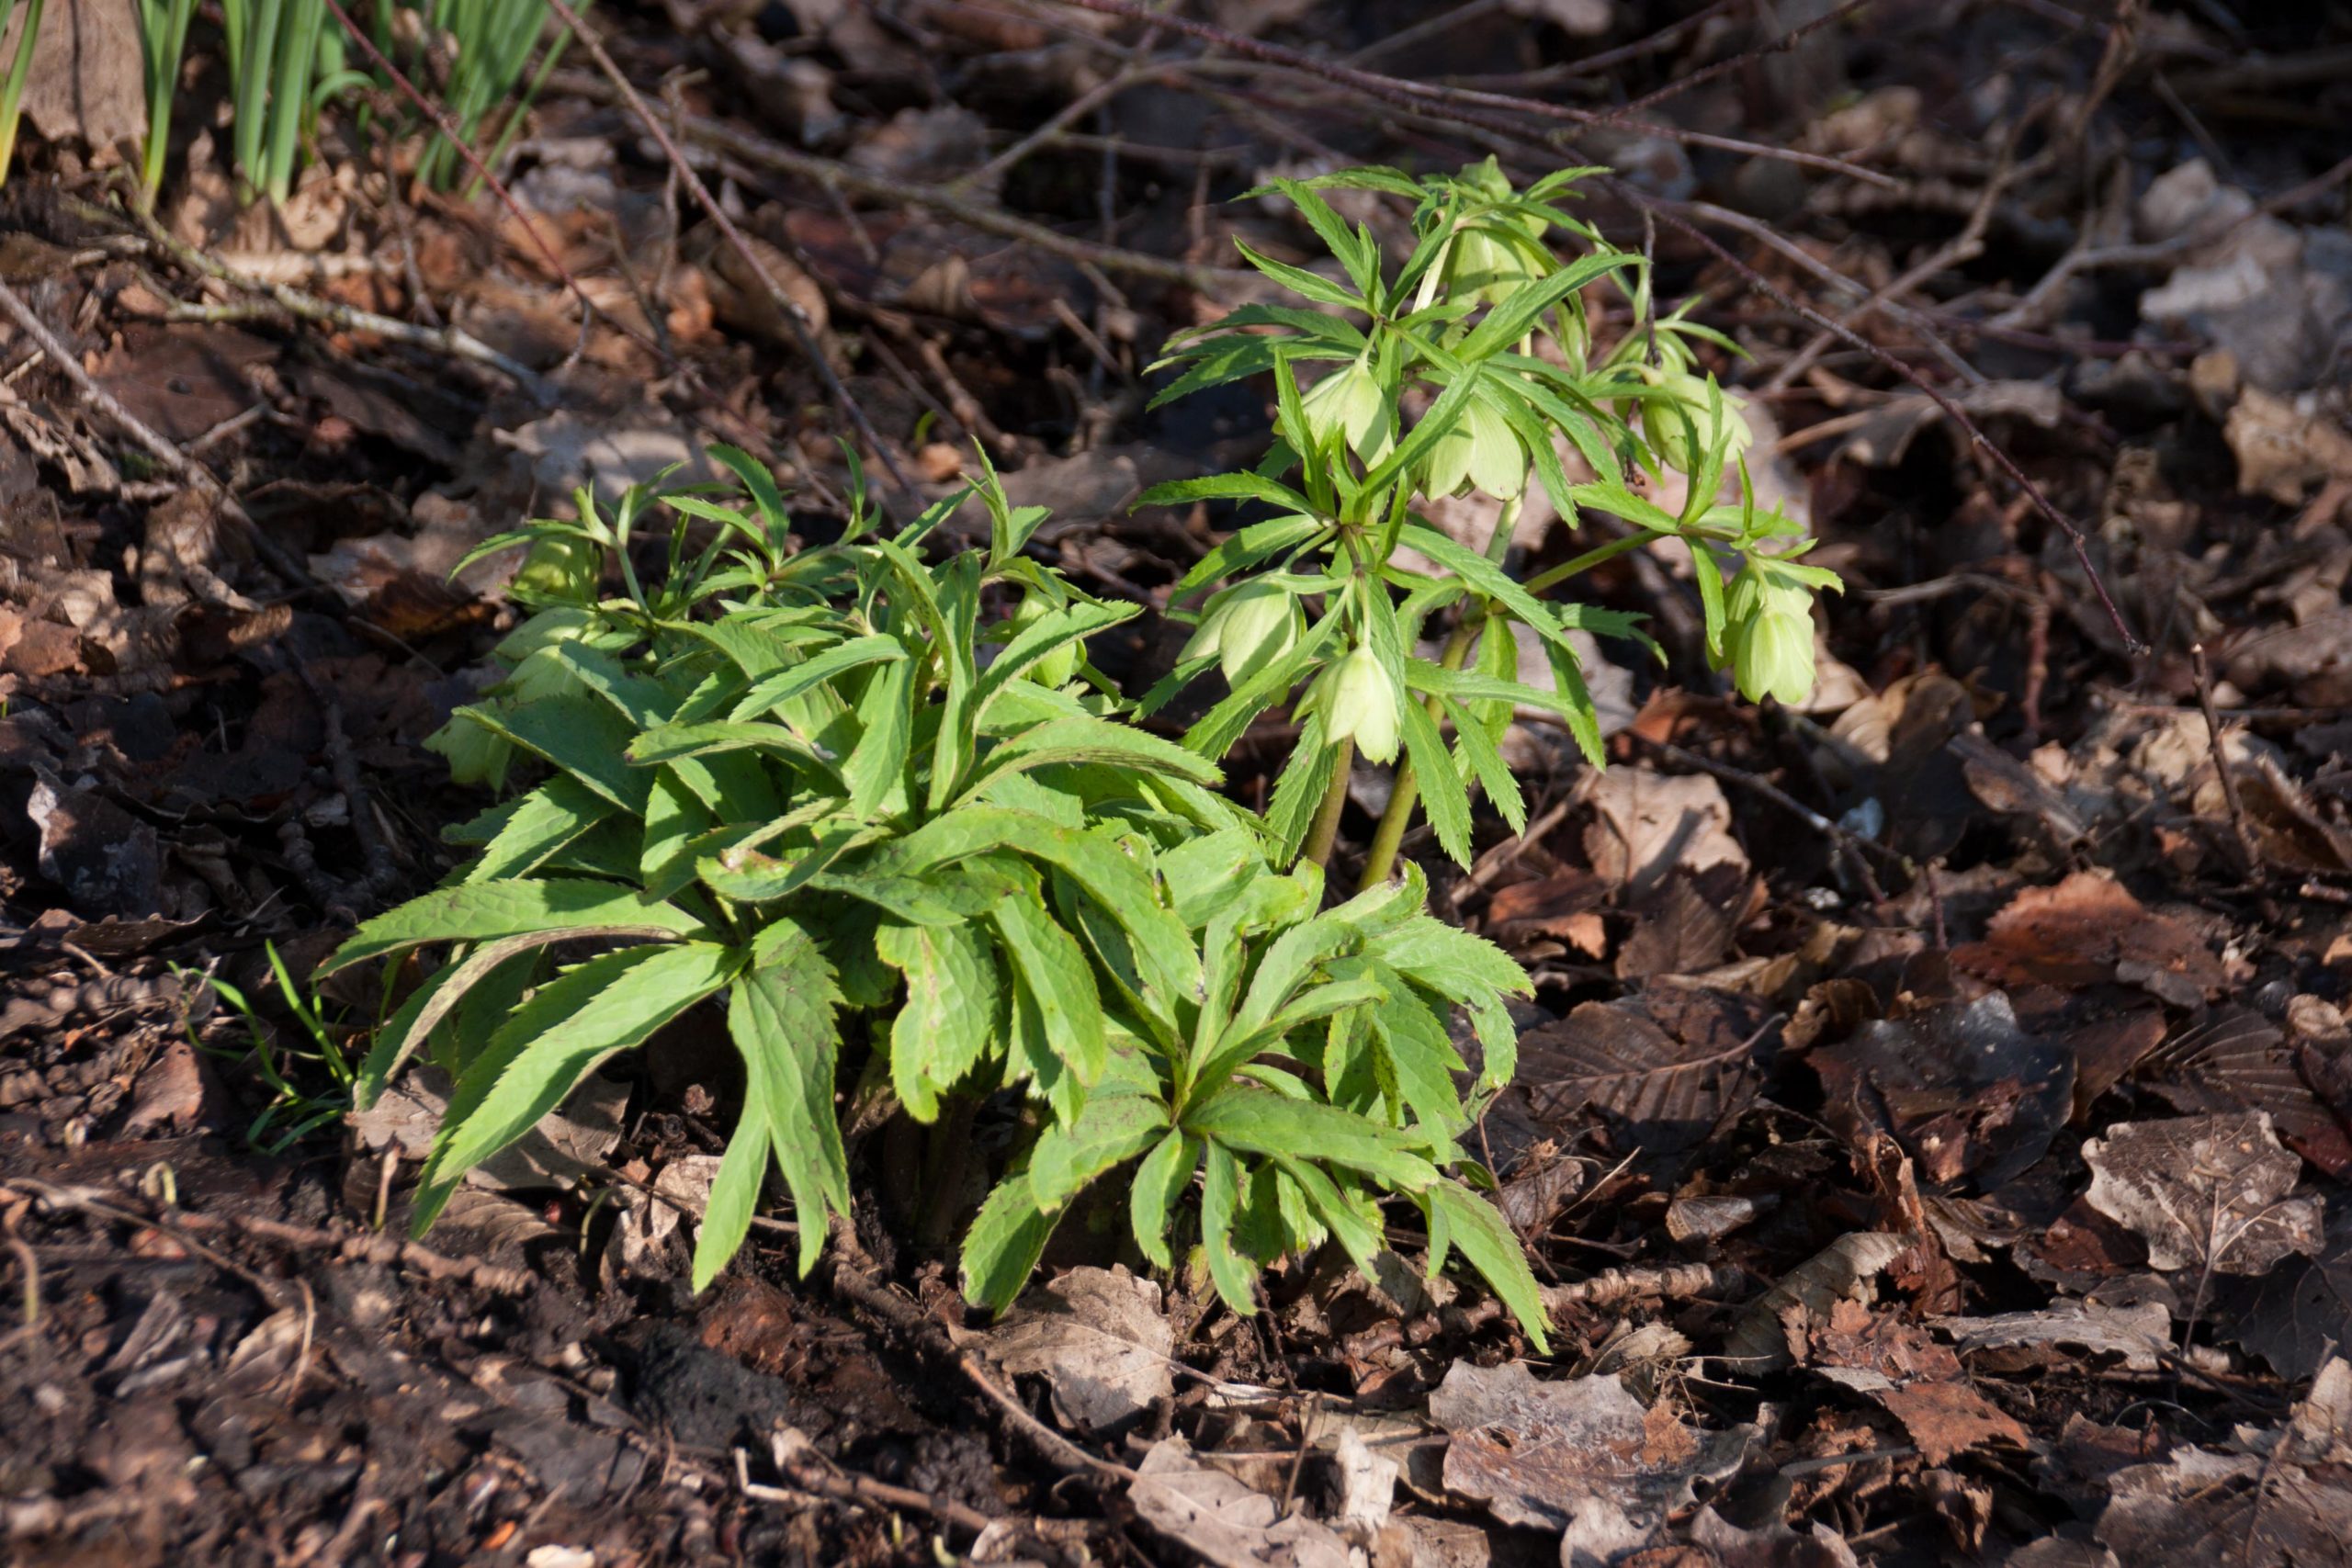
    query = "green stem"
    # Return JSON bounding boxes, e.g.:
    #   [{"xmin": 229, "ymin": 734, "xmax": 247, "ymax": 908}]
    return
[
  {"xmin": 1522, "ymin": 527, "xmax": 1671, "ymax": 596},
  {"xmin": 1357, "ymin": 612, "xmax": 1481, "ymax": 891},
  {"xmin": 1302, "ymin": 737, "xmax": 1355, "ymax": 870}
]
